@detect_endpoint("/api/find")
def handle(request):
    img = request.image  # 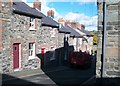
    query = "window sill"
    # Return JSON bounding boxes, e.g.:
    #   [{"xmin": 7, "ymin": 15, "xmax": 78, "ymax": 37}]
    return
[
  {"xmin": 28, "ymin": 56, "xmax": 37, "ymax": 60},
  {"xmin": 51, "ymin": 36, "xmax": 55, "ymax": 38},
  {"xmin": 29, "ymin": 27, "xmax": 36, "ymax": 31}
]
